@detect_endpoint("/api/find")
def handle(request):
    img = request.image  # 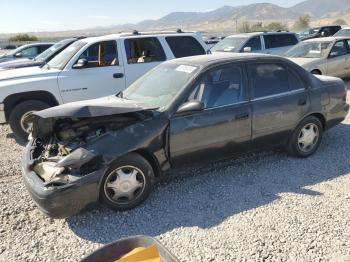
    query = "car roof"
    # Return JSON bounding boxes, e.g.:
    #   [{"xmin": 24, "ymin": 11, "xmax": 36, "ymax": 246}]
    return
[
  {"xmin": 167, "ymin": 53, "xmax": 280, "ymax": 67},
  {"xmin": 304, "ymin": 36, "xmax": 350, "ymax": 42},
  {"xmin": 81, "ymin": 32, "xmax": 201, "ymax": 44},
  {"xmin": 226, "ymin": 31, "xmax": 295, "ymax": 38},
  {"xmin": 19, "ymin": 42, "xmax": 54, "ymax": 47}
]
